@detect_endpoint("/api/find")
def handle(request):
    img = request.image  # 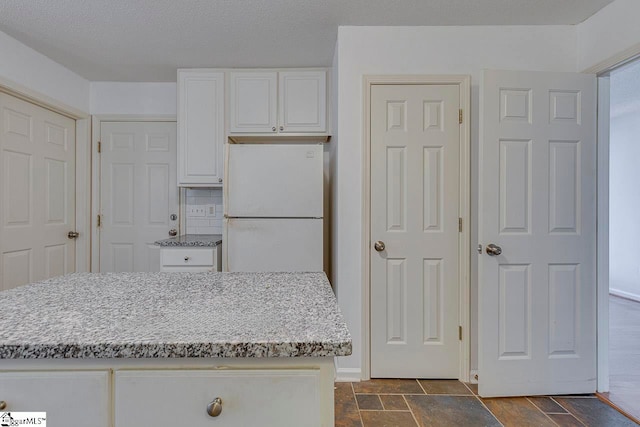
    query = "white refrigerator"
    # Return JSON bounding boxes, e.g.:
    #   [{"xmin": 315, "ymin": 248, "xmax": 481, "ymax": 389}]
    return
[{"xmin": 224, "ymin": 143, "xmax": 323, "ymax": 272}]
